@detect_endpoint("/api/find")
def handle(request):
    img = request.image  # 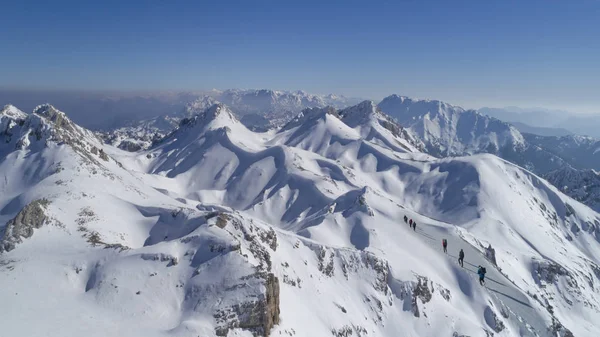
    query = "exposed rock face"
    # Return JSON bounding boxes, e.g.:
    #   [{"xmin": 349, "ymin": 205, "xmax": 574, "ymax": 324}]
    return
[
  {"xmin": 549, "ymin": 317, "xmax": 574, "ymax": 337},
  {"xmin": 1, "ymin": 104, "xmax": 112, "ymax": 166},
  {"xmin": 263, "ymin": 273, "xmax": 281, "ymax": 335},
  {"xmin": 485, "ymin": 244, "xmax": 497, "ymax": 266},
  {"xmin": 533, "ymin": 259, "xmax": 570, "ymax": 285},
  {"xmin": 0, "ymin": 199, "xmax": 50, "ymax": 252},
  {"xmin": 117, "ymin": 140, "xmax": 143, "ymax": 152},
  {"xmin": 215, "ymin": 273, "xmax": 280, "ymax": 337},
  {"xmin": 411, "ymin": 276, "xmax": 433, "ymax": 318},
  {"xmin": 484, "ymin": 306, "xmax": 506, "ymax": 333},
  {"xmin": 389, "ymin": 274, "xmax": 444, "ymax": 318},
  {"xmin": 211, "ymin": 216, "xmax": 281, "ymax": 337}
]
